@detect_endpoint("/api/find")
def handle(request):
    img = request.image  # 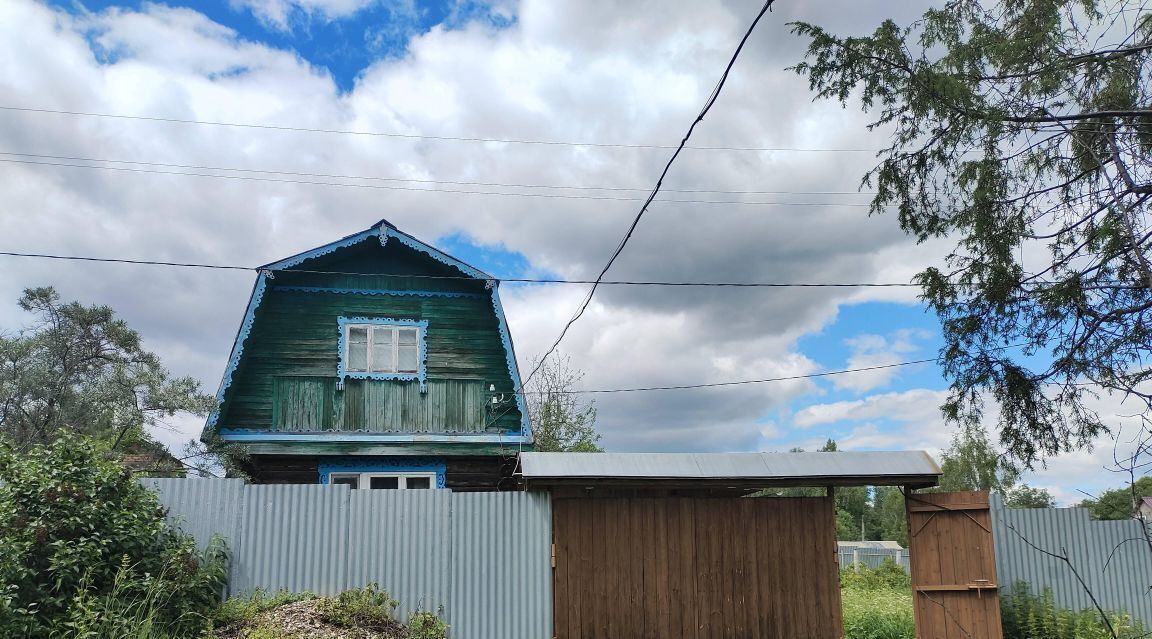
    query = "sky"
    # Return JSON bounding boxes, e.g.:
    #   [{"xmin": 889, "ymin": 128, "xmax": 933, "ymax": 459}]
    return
[{"xmin": 0, "ymin": 0, "xmax": 1144, "ymax": 504}]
